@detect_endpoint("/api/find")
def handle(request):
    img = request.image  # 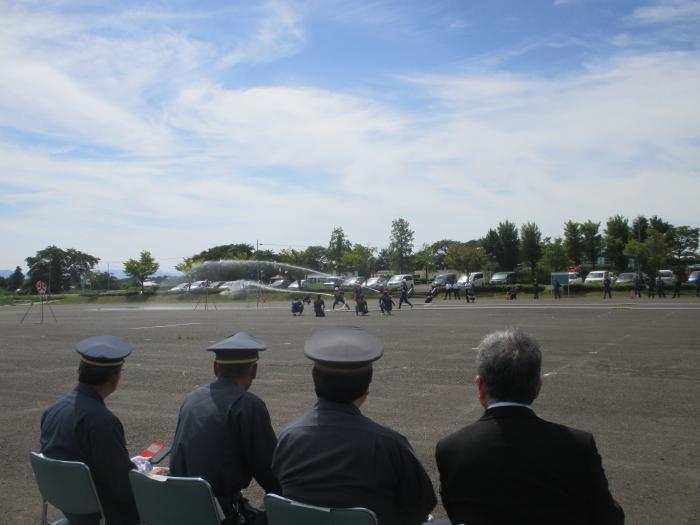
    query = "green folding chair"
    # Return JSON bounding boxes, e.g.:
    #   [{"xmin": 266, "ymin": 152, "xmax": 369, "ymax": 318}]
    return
[
  {"xmin": 29, "ymin": 451, "xmax": 105, "ymax": 525},
  {"xmin": 128, "ymin": 469, "xmax": 223, "ymax": 525},
  {"xmin": 264, "ymin": 493, "xmax": 378, "ymax": 525}
]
